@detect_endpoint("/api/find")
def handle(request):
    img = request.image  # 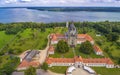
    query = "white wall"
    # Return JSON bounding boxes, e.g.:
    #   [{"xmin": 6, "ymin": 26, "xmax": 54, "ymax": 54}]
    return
[
  {"xmin": 49, "ymin": 63, "xmax": 74, "ymax": 67},
  {"xmin": 106, "ymin": 65, "xmax": 114, "ymax": 68},
  {"xmin": 51, "ymin": 41, "xmax": 58, "ymax": 44},
  {"xmin": 49, "ymin": 51, "xmax": 54, "ymax": 55}
]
